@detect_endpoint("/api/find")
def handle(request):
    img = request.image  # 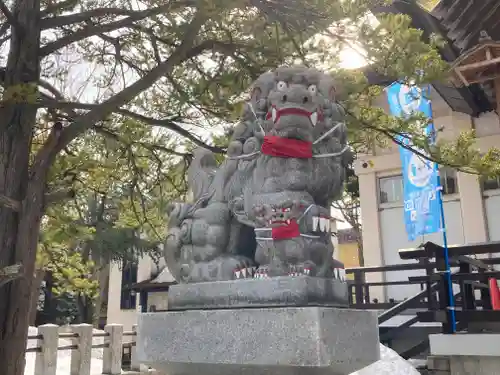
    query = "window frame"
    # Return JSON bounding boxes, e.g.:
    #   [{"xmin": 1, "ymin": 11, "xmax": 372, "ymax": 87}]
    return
[
  {"xmin": 120, "ymin": 260, "xmax": 138, "ymax": 310},
  {"xmin": 482, "ymin": 176, "xmax": 500, "ymax": 192},
  {"xmin": 378, "ymin": 167, "xmax": 459, "ymax": 208},
  {"xmin": 378, "ymin": 175, "xmax": 404, "ymax": 205},
  {"xmin": 439, "ymin": 167, "xmax": 459, "ymax": 195}
]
